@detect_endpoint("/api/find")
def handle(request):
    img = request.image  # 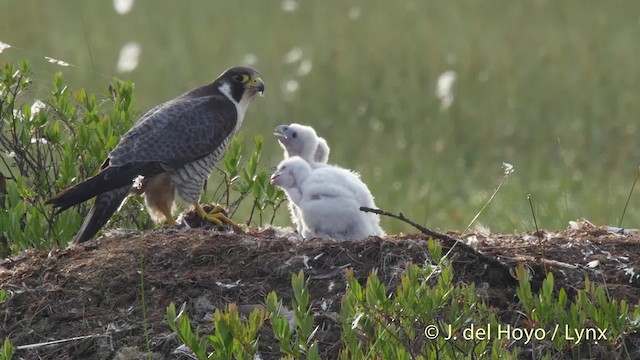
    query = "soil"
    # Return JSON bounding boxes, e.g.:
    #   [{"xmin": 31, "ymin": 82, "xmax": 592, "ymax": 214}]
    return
[{"xmin": 1, "ymin": 219, "xmax": 639, "ymax": 359}]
